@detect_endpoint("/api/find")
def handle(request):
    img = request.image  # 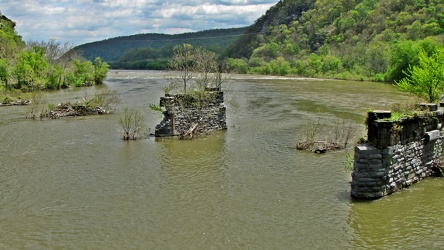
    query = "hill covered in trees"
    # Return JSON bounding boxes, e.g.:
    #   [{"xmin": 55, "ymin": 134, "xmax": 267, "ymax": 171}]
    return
[
  {"xmin": 73, "ymin": 27, "xmax": 247, "ymax": 69},
  {"xmin": 224, "ymin": 0, "xmax": 444, "ymax": 82},
  {"xmin": 0, "ymin": 13, "xmax": 24, "ymax": 61}
]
